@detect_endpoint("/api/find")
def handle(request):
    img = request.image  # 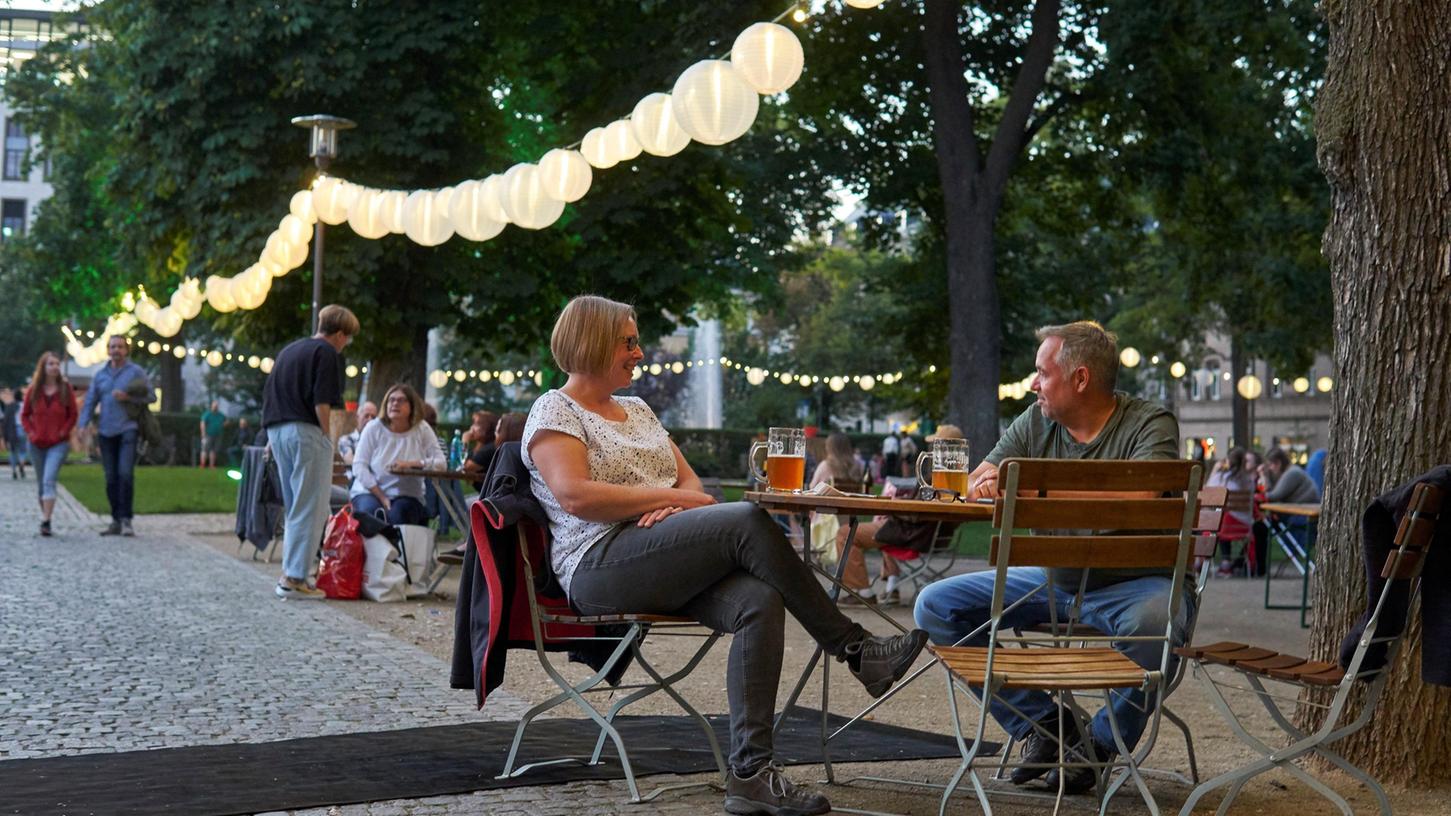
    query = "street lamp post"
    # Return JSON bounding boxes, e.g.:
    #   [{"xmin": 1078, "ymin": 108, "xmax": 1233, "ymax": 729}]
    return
[{"xmin": 290, "ymin": 114, "xmax": 357, "ymax": 333}]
